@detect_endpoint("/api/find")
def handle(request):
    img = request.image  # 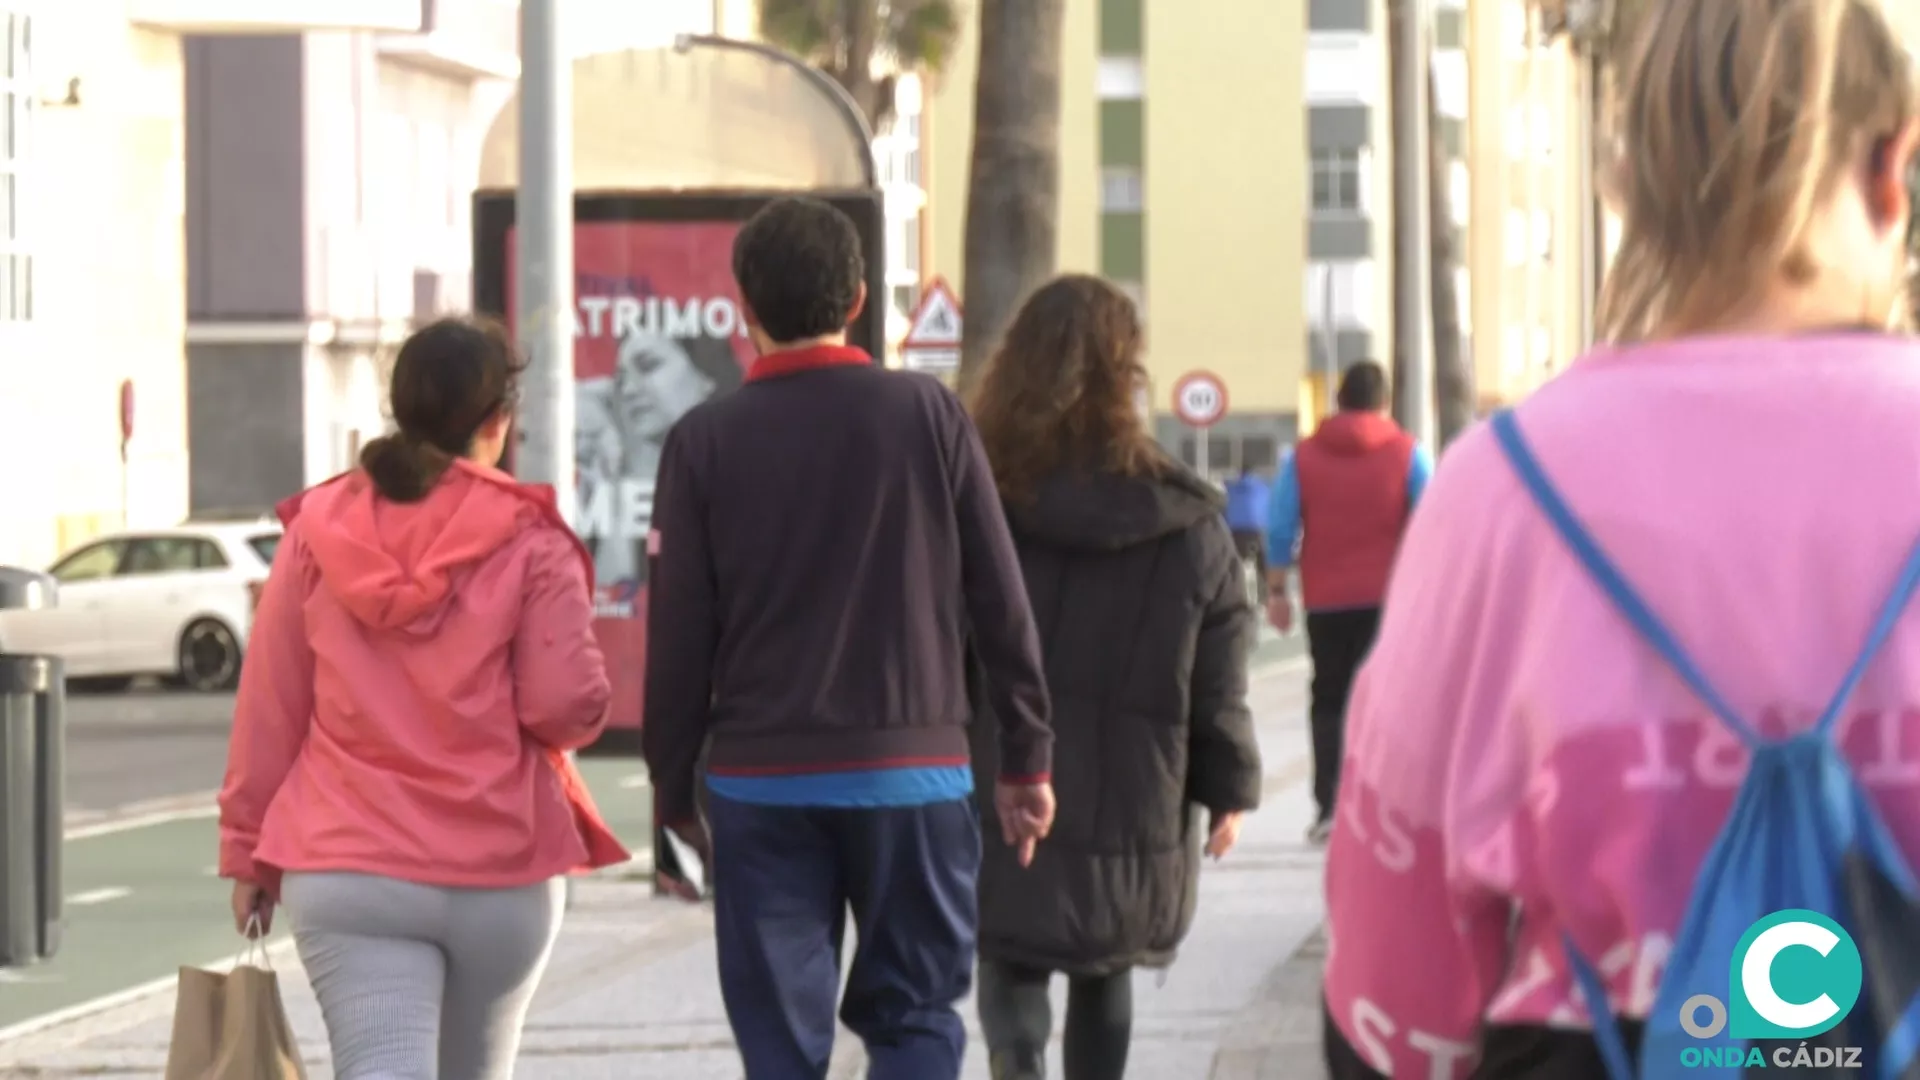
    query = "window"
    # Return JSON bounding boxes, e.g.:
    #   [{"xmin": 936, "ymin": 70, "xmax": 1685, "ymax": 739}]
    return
[
  {"xmin": 901, "ymin": 212, "xmax": 921, "ymax": 276},
  {"xmin": 1305, "ymin": 260, "xmax": 1374, "ymax": 328},
  {"xmin": 122, "ymin": 537, "xmax": 219, "ymax": 575},
  {"xmin": 1097, "ymin": 56, "xmax": 1144, "ymax": 99},
  {"xmin": 248, "ymin": 534, "xmax": 282, "ymax": 567},
  {"xmin": 891, "ymin": 283, "xmax": 918, "ymax": 319},
  {"xmin": 1, "ymin": 10, "xmax": 30, "ymax": 322},
  {"xmin": 1448, "ymin": 160, "xmax": 1470, "ymax": 227},
  {"xmin": 1502, "ymin": 324, "xmax": 1527, "ymax": 378},
  {"xmin": 1310, "ymin": 149, "xmax": 1365, "ymax": 214},
  {"xmin": 1241, "ymin": 435, "xmax": 1279, "ymax": 473},
  {"xmin": 1532, "ymin": 209, "xmax": 1554, "ymax": 261},
  {"xmin": 1505, "ymin": 208, "xmax": 1530, "ymax": 266},
  {"xmin": 1307, "ymin": 33, "xmax": 1376, "ymax": 103},
  {"xmin": 195, "ymin": 540, "xmax": 231, "ymax": 570},
  {"xmin": 52, "ymin": 541, "xmax": 125, "ymax": 584},
  {"xmin": 1532, "ymin": 324, "xmax": 1554, "ymax": 367},
  {"xmin": 1101, "ymin": 168, "xmax": 1144, "ymax": 212},
  {"xmin": 1431, "ymin": 51, "xmax": 1468, "ymax": 119},
  {"xmin": 1507, "ymin": 103, "xmax": 1556, "ymax": 159}
]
